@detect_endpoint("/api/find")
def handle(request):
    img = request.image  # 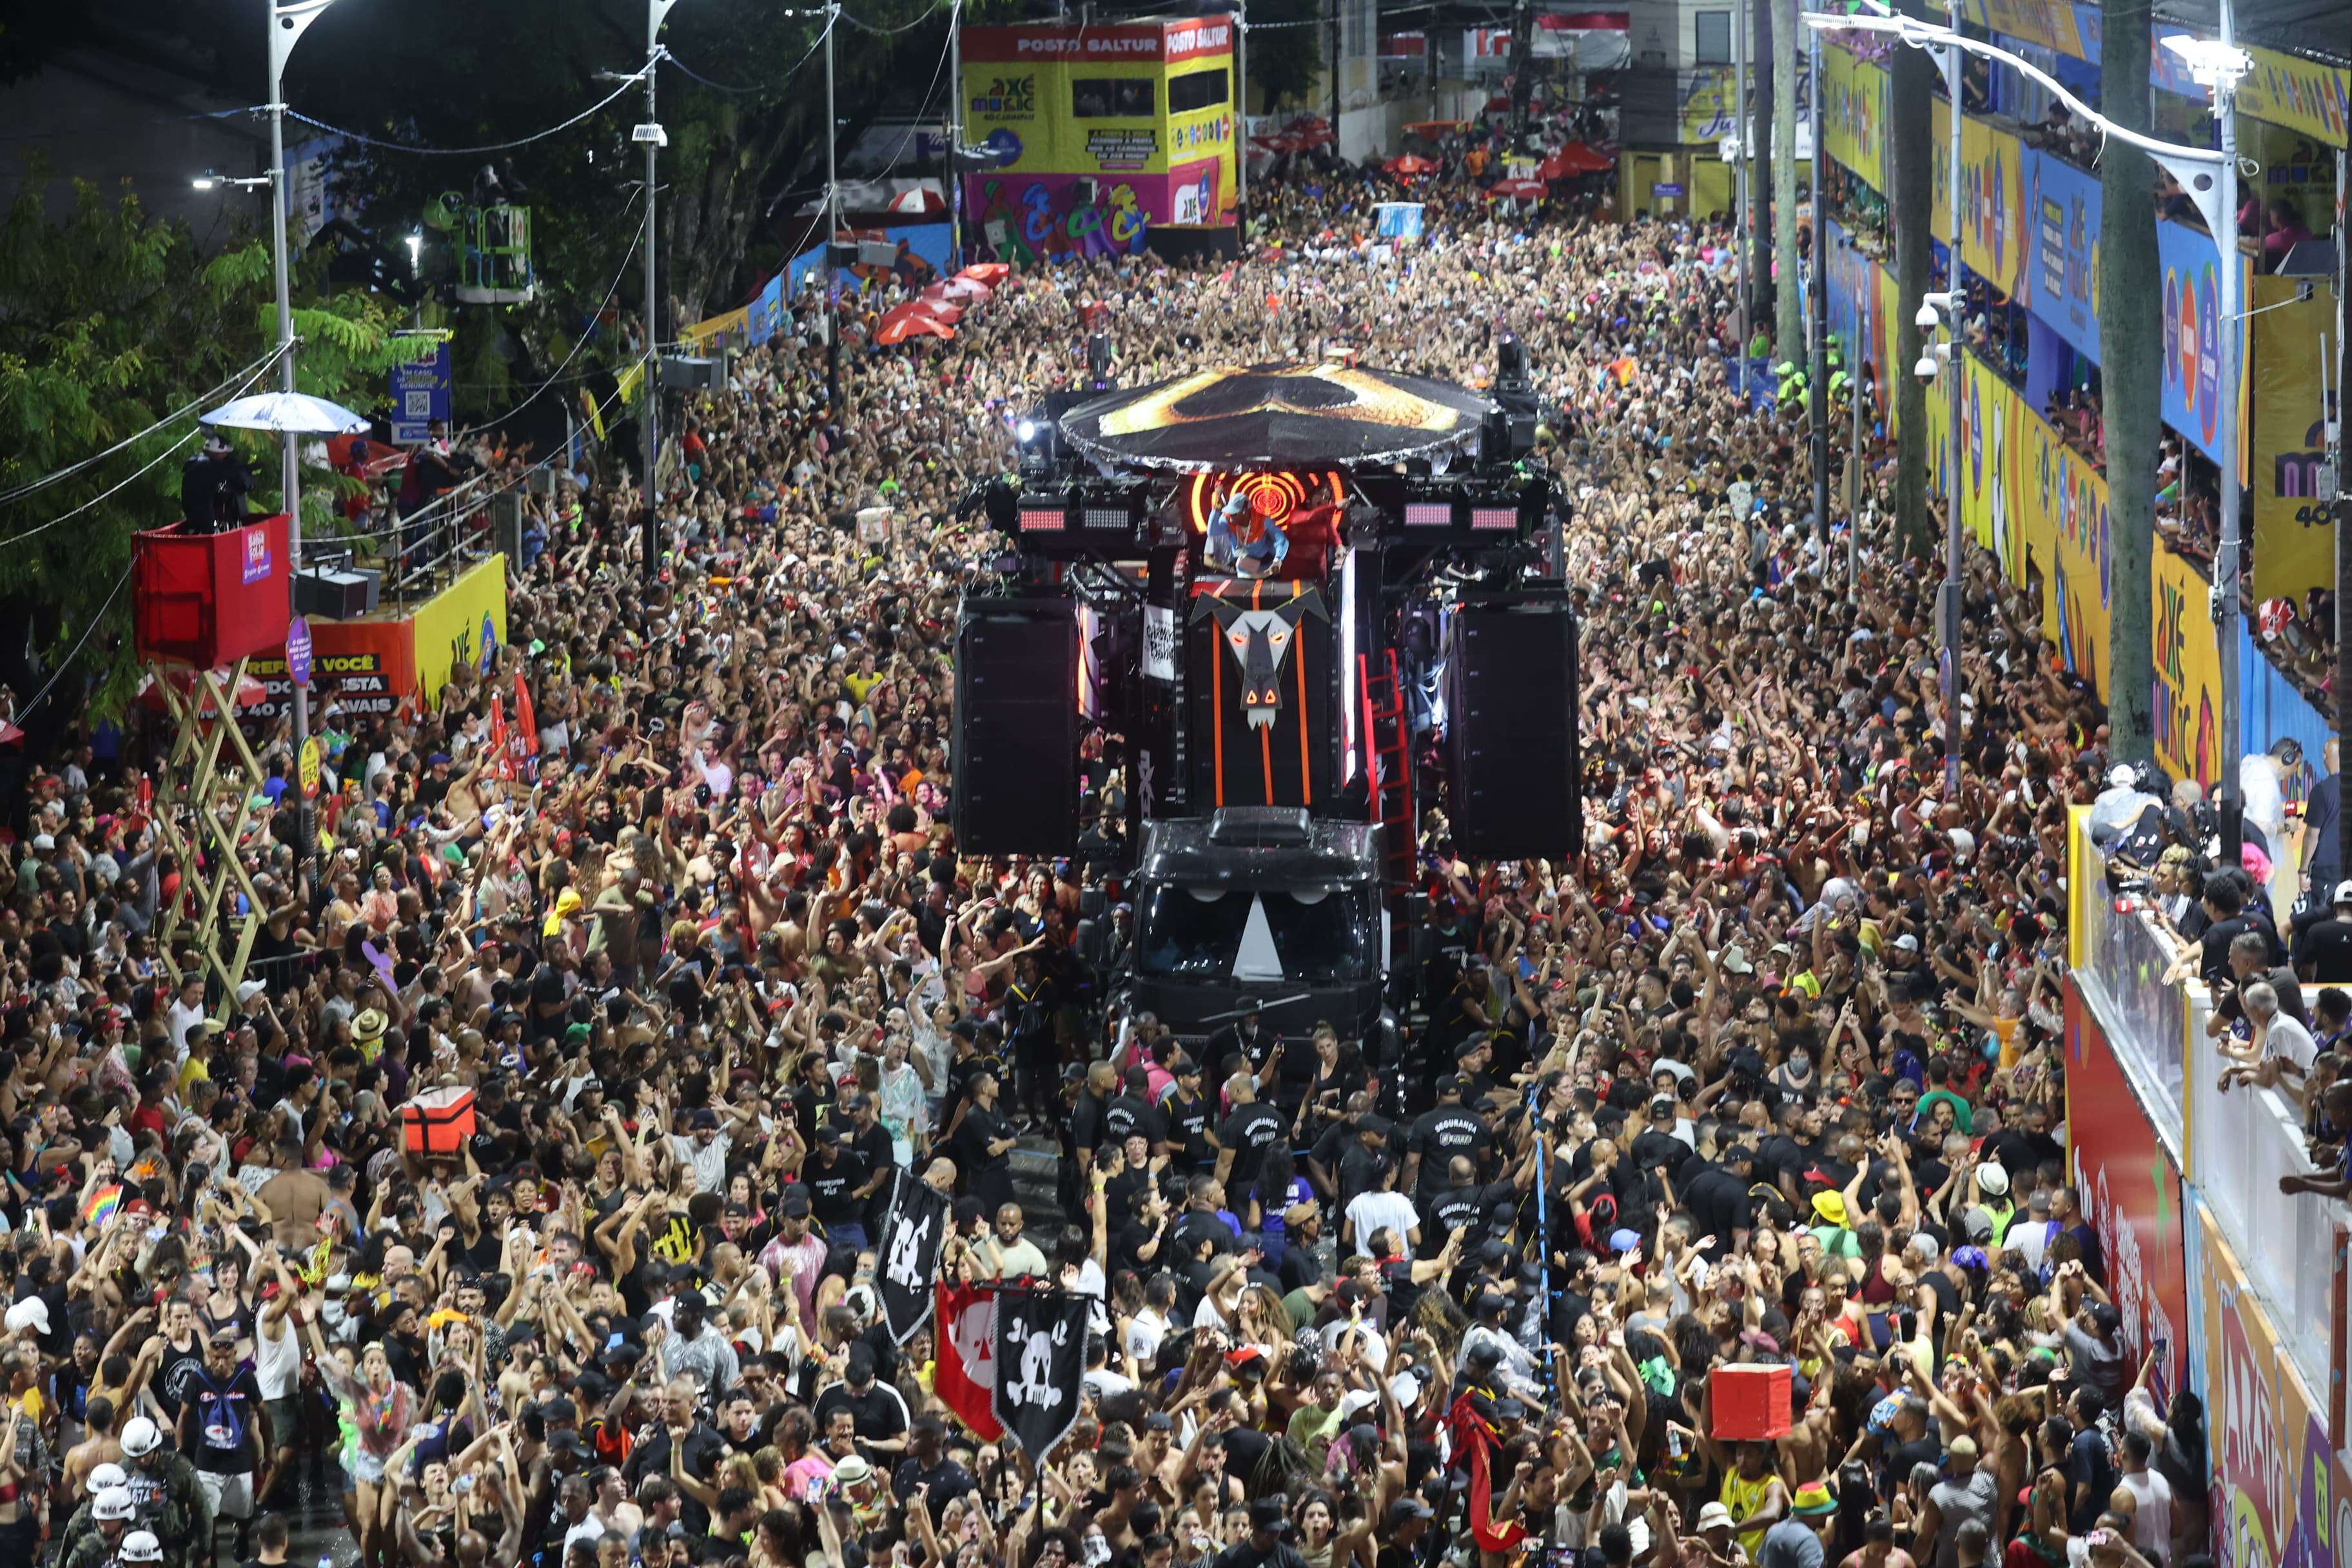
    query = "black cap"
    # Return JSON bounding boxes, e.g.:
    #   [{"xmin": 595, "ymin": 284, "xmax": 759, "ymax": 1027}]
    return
[
  {"xmin": 1436, "ymin": 1075, "xmax": 1470, "ymax": 1099},
  {"xmin": 781, "ymin": 1186, "xmax": 812, "ymax": 1217},
  {"xmin": 1248, "ymin": 1498, "xmax": 1289, "ymax": 1536},
  {"xmin": 1386, "ymin": 1498, "xmax": 1435, "ymax": 1527}
]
